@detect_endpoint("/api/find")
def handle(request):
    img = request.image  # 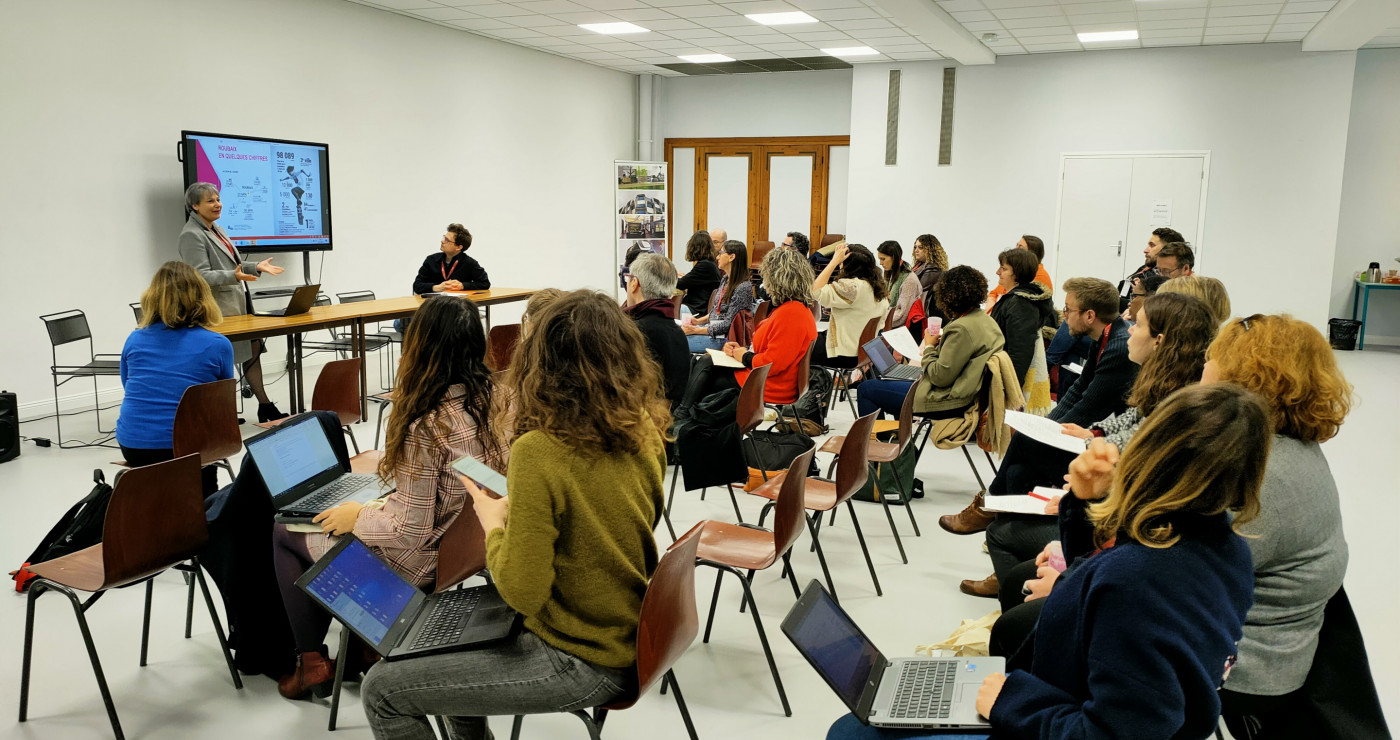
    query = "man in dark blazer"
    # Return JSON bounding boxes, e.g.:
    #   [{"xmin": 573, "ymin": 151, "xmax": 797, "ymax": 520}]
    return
[
  {"xmin": 411, "ymin": 223, "xmax": 490, "ymax": 295},
  {"xmin": 1050, "ymin": 277, "xmax": 1138, "ymax": 427}
]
